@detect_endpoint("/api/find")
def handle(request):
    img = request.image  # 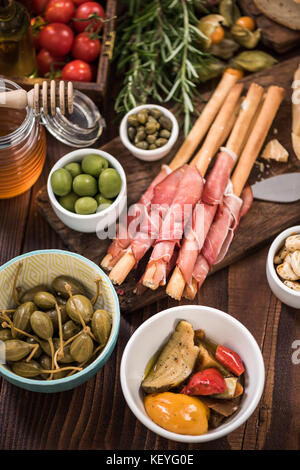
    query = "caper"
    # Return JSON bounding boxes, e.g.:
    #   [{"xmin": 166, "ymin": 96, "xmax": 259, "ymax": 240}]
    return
[
  {"xmin": 145, "ymin": 121, "xmax": 159, "ymax": 135},
  {"xmin": 52, "ymin": 275, "xmax": 86, "ymax": 299},
  {"xmin": 137, "ymin": 109, "xmax": 148, "ymax": 124},
  {"xmin": 0, "ymin": 329, "xmax": 12, "ymax": 341},
  {"xmin": 20, "ymin": 285, "xmax": 49, "ymax": 303},
  {"xmin": 91, "ymin": 309, "xmax": 112, "ymax": 346},
  {"xmin": 57, "ymin": 343, "xmax": 74, "ymax": 364},
  {"xmin": 26, "ymin": 337, "xmax": 42, "ymax": 359},
  {"xmin": 40, "ymin": 338, "xmax": 60, "ymax": 356},
  {"xmin": 46, "ymin": 305, "xmax": 68, "ymax": 331},
  {"xmin": 127, "ymin": 114, "xmax": 139, "ymax": 127},
  {"xmin": 135, "ymin": 141, "xmax": 149, "ymax": 150},
  {"xmin": 146, "ymin": 134, "xmax": 157, "ymax": 144},
  {"xmin": 159, "ymin": 115, "xmax": 172, "ymax": 130},
  {"xmin": 12, "ymin": 360, "xmax": 42, "ymax": 378},
  {"xmin": 149, "ymin": 144, "xmax": 157, "ymax": 150},
  {"xmin": 62, "ymin": 320, "xmax": 81, "ymax": 340},
  {"xmin": 148, "ymin": 115, "xmax": 158, "ymax": 124},
  {"xmin": 4, "ymin": 340, "xmax": 34, "ymax": 361},
  {"xmin": 134, "ymin": 130, "xmax": 146, "ymax": 144},
  {"xmin": 160, "ymin": 129, "xmax": 171, "ymax": 139},
  {"xmin": 70, "ymin": 333, "xmax": 94, "ymax": 363},
  {"xmin": 137, "ymin": 125, "xmax": 145, "ymax": 132},
  {"xmin": 30, "ymin": 311, "xmax": 54, "ymax": 340},
  {"xmin": 13, "ymin": 302, "xmax": 36, "ymax": 338},
  {"xmin": 39, "ymin": 354, "xmax": 52, "ymax": 379},
  {"xmin": 66, "ymin": 295, "xmax": 93, "ymax": 324},
  {"xmin": 127, "ymin": 126, "xmax": 136, "ymax": 141},
  {"xmin": 155, "ymin": 138, "xmax": 168, "ymax": 148},
  {"xmin": 34, "ymin": 292, "xmax": 56, "ymax": 310},
  {"xmin": 150, "ymin": 108, "xmax": 162, "ymax": 119}
]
